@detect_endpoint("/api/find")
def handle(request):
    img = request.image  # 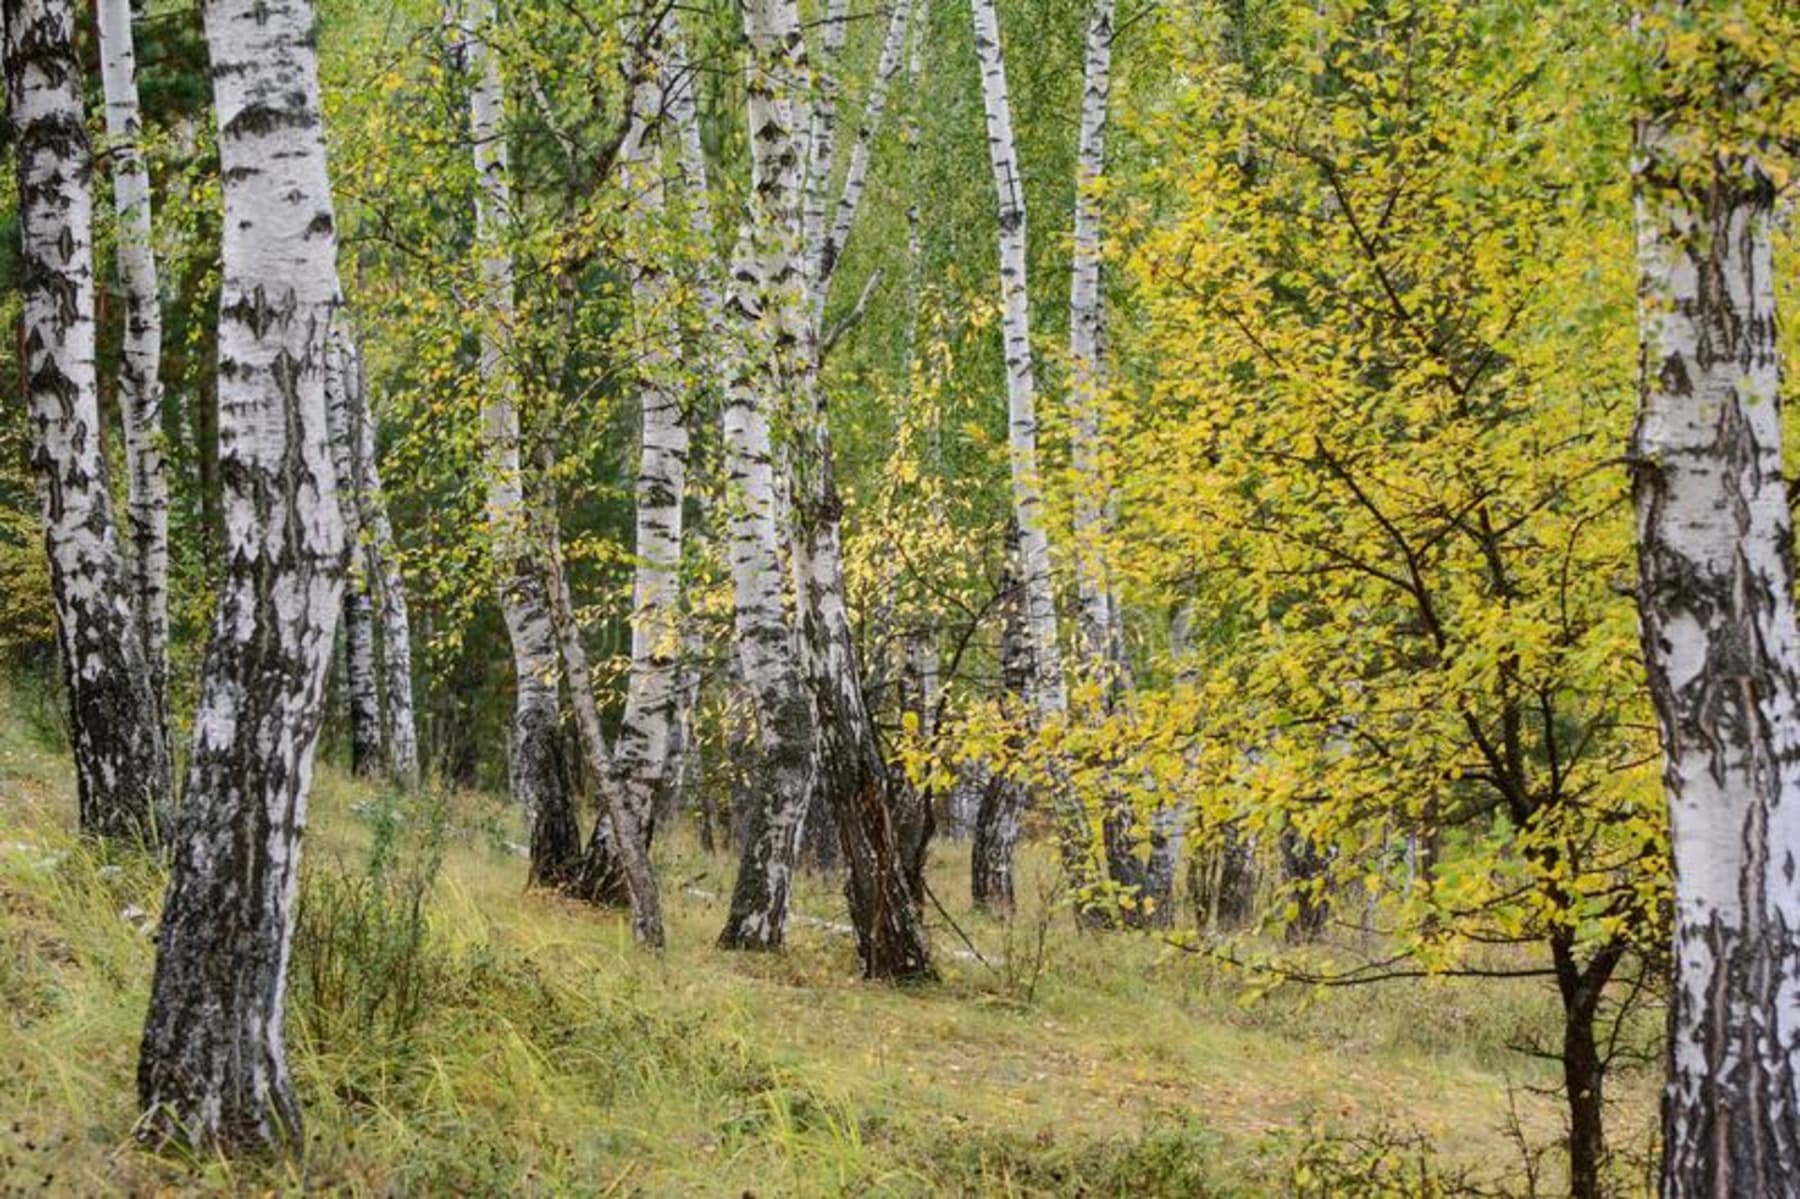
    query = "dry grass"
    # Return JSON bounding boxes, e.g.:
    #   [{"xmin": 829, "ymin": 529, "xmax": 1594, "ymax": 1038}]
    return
[{"xmin": 0, "ymin": 682, "xmax": 1657, "ymax": 1195}]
